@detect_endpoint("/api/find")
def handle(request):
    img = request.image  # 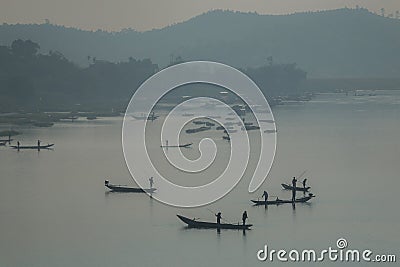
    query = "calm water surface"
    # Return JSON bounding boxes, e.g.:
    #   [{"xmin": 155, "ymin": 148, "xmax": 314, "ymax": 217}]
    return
[{"xmin": 0, "ymin": 92, "xmax": 399, "ymax": 266}]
